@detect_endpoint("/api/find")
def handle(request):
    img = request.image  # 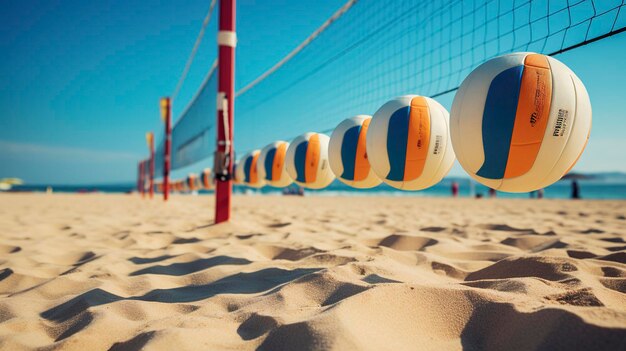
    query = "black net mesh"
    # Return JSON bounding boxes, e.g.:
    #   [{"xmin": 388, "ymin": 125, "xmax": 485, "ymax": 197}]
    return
[
  {"xmin": 234, "ymin": 0, "xmax": 626, "ymax": 155},
  {"xmin": 154, "ymin": 0, "xmax": 626, "ymax": 173}
]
